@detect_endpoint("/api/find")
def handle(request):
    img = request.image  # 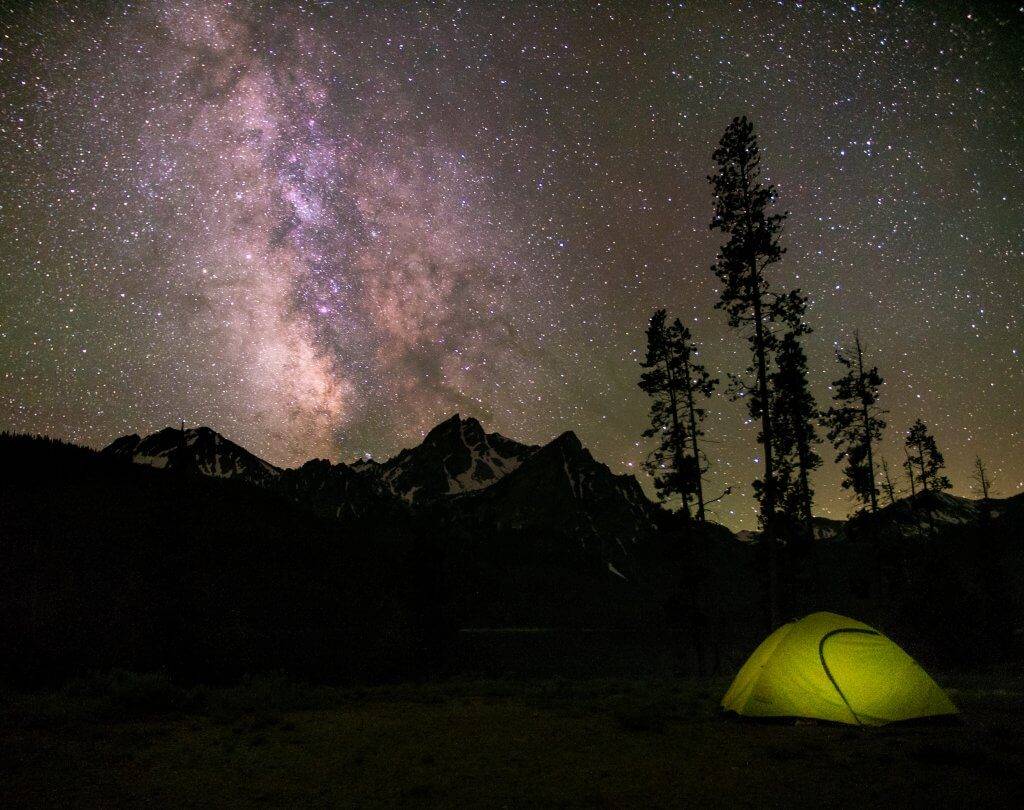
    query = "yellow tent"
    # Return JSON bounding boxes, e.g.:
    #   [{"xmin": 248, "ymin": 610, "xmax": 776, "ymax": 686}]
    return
[{"xmin": 722, "ymin": 612, "xmax": 957, "ymax": 725}]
